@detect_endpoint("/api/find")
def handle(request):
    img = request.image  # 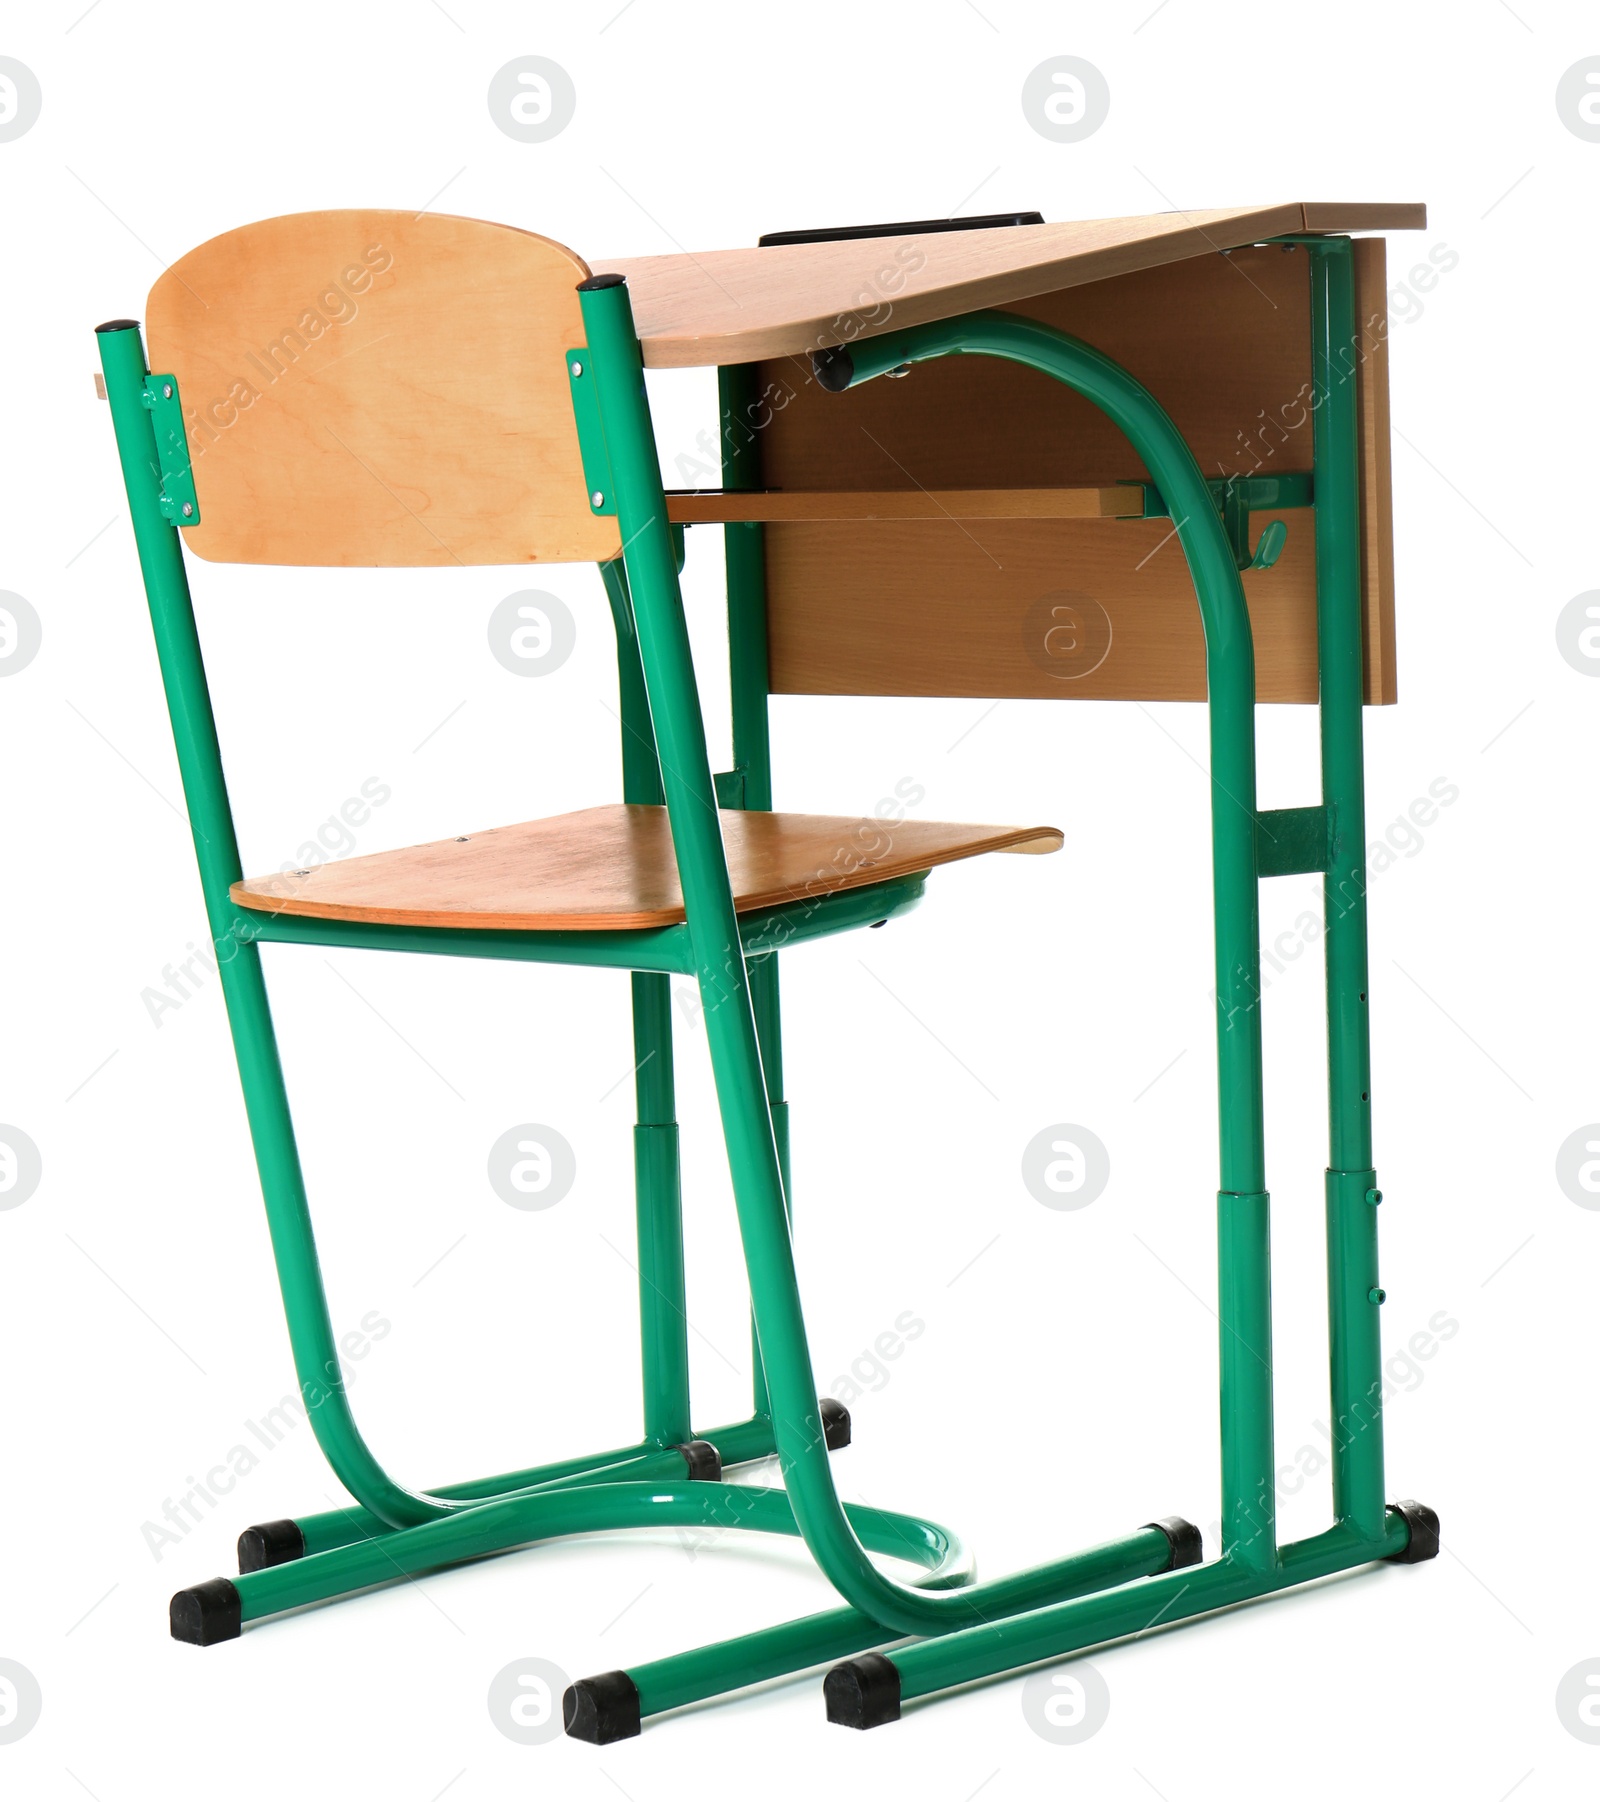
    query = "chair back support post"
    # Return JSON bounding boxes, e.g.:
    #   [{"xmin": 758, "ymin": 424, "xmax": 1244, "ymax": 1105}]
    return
[
  {"xmin": 580, "ymin": 277, "xmax": 957, "ymax": 1634},
  {"xmin": 96, "ymin": 321, "xmax": 451, "ymax": 1531},
  {"xmin": 1306, "ymin": 235, "xmax": 1387, "ymax": 1544},
  {"xmin": 97, "ymin": 325, "xmax": 247, "ymax": 919}
]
